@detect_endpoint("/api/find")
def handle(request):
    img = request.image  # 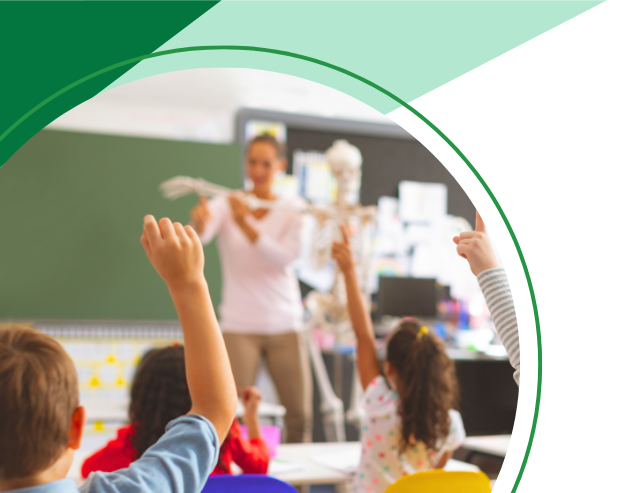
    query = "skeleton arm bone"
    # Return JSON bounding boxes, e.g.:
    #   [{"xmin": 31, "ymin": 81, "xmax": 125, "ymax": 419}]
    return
[{"xmin": 160, "ymin": 176, "xmax": 311, "ymax": 213}]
